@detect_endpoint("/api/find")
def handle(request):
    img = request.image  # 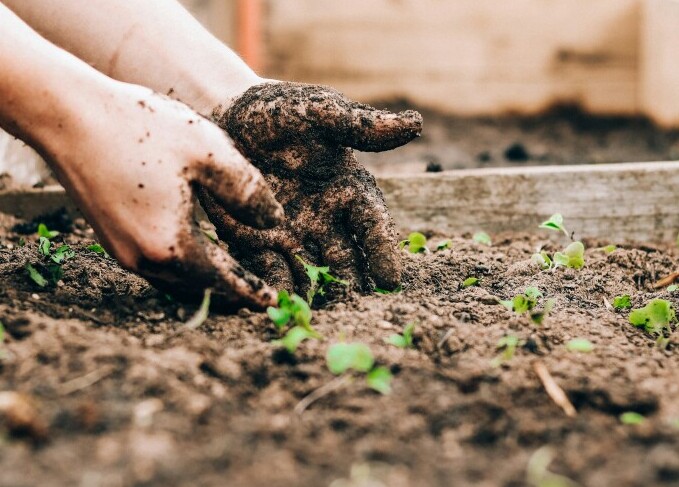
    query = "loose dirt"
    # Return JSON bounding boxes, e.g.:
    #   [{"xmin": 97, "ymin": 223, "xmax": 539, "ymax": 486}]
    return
[{"xmin": 0, "ymin": 214, "xmax": 678, "ymax": 487}]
